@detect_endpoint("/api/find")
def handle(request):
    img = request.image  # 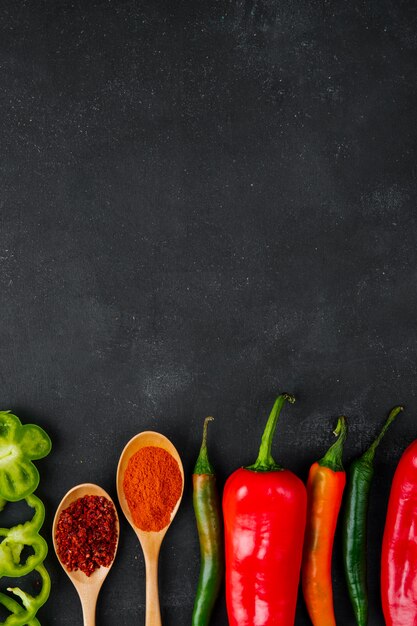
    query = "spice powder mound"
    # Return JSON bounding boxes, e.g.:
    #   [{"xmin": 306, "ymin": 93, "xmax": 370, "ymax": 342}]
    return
[
  {"xmin": 123, "ymin": 446, "xmax": 183, "ymax": 532},
  {"xmin": 55, "ymin": 494, "xmax": 118, "ymax": 577}
]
